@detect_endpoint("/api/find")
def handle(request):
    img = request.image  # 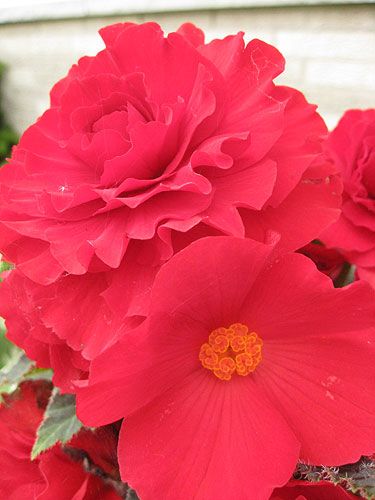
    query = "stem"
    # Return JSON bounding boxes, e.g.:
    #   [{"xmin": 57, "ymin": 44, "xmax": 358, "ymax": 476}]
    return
[{"xmin": 62, "ymin": 445, "xmax": 129, "ymax": 498}]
